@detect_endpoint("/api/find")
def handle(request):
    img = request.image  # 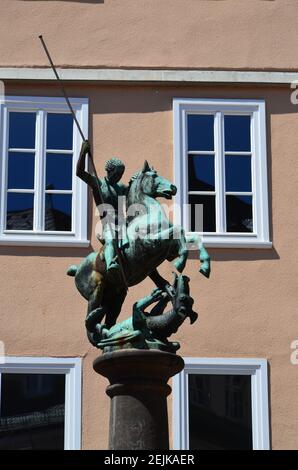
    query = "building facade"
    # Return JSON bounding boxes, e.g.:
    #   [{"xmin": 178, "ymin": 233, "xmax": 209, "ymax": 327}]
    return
[{"xmin": 0, "ymin": 0, "xmax": 297, "ymax": 449}]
